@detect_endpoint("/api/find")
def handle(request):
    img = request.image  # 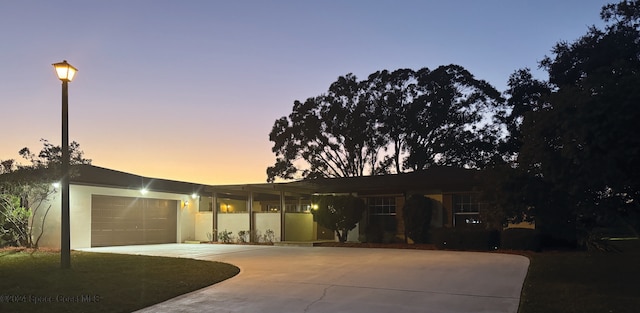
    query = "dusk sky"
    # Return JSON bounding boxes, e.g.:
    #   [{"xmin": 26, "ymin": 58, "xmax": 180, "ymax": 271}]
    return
[{"xmin": 1, "ymin": 1, "xmax": 607, "ymax": 185}]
